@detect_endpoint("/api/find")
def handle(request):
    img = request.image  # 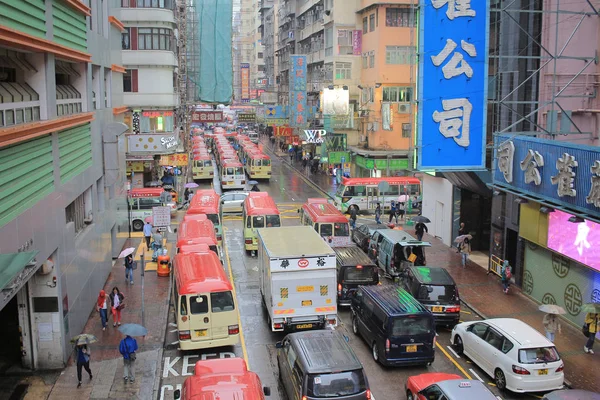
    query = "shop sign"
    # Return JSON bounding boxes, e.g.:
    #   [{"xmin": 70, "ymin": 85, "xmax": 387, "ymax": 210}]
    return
[
  {"xmin": 143, "ymin": 111, "xmax": 173, "ymax": 118},
  {"xmin": 304, "ymin": 129, "xmax": 326, "ymax": 144},
  {"xmin": 160, "ymin": 154, "xmax": 189, "ymax": 166},
  {"xmin": 238, "ymin": 113, "xmax": 256, "ymax": 122},
  {"xmin": 127, "ymin": 134, "xmax": 179, "ymax": 153},
  {"xmin": 265, "ymin": 105, "xmax": 287, "ymax": 119},
  {"xmin": 274, "ymin": 126, "xmax": 292, "ymax": 137},
  {"xmin": 493, "ymin": 134, "xmax": 600, "ymax": 216},
  {"xmin": 328, "ymin": 151, "xmax": 350, "ymax": 165},
  {"xmin": 417, "ymin": 0, "xmax": 489, "ymax": 170},
  {"xmin": 289, "ymin": 55, "xmax": 307, "ymax": 127},
  {"xmin": 191, "ymin": 111, "xmax": 224, "ymax": 123},
  {"xmin": 127, "ymin": 161, "xmax": 144, "ymax": 172}
]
